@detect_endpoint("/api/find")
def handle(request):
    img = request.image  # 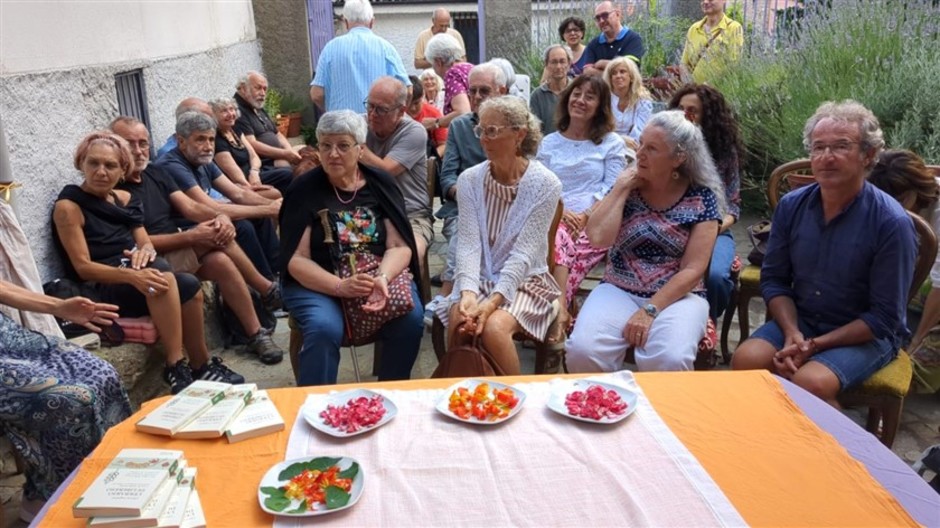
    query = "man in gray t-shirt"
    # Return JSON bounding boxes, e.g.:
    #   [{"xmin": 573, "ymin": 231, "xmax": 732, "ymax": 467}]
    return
[{"xmin": 361, "ymin": 76, "xmax": 432, "ymax": 261}]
